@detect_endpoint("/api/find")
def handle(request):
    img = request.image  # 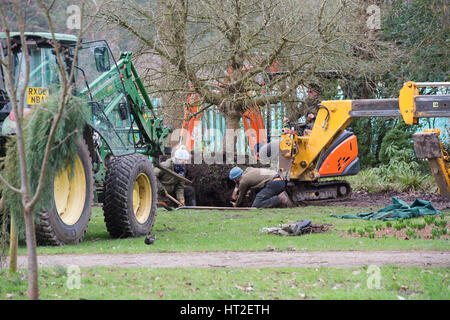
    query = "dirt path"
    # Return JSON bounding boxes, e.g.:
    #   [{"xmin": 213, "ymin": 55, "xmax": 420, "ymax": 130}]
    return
[{"xmin": 7, "ymin": 250, "xmax": 450, "ymax": 269}]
